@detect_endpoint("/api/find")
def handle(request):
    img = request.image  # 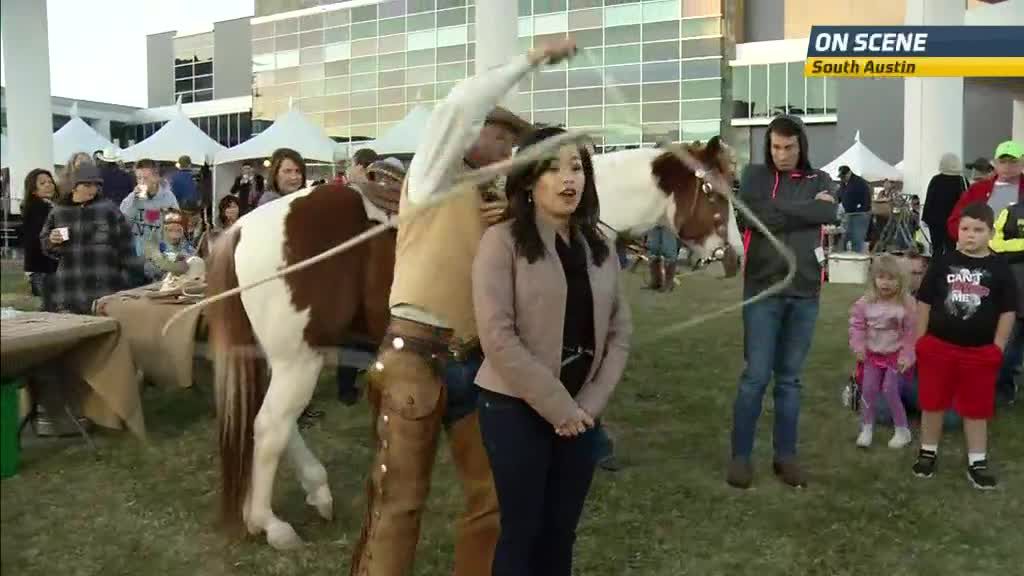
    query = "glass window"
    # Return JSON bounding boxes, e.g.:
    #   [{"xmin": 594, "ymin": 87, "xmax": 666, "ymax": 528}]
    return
[
  {"xmin": 642, "ymin": 122, "xmax": 679, "ymax": 144},
  {"xmin": 437, "ymin": 62, "xmax": 467, "ymax": 82},
  {"xmin": 379, "ymin": 34, "xmax": 407, "ymax": 53},
  {"xmin": 409, "ymin": 83, "xmax": 435, "ymax": 101},
  {"xmin": 437, "ymin": 25, "xmax": 468, "ymax": 47},
  {"xmin": 380, "ymin": 69, "xmax": 405, "ymax": 87},
  {"xmin": 326, "ymin": 9, "xmax": 350, "ymax": 27},
  {"xmin": 252, "ymin": 22, "xmax": 274, "ymax": 39},
  {"xmin": 379, "ymin": 18, "xmax": 406, "ymax": 36},
  {"xmin": 643, "ymin": 81, "xmax": 679, "ymax": 102},
  {"xmin": 681, "ymin": 120, "xmax": 719, "ymax": 142},
  {"xmin": 406, "ymin": 65, "xmax": 435, "ymax": 85},
  {"xmin": 605, "ymin": 44, "xmax": 641, "ymax": 66},
  {"xmin": 351, "ymin": 73, "xmax": 378, "ymax": 91},
  {"xmin": 535, "ymin": 0, "xmax": 568, "ymax": 13},
  {"xmin": 519, "ymin": 0, "xmax": 532, "ymax": 16},
  {"xmin": 380, "ymin": 0, "xmax": 406, "ymax": 18},
  {"xmin": 194, "ymin": 75, "xmax": 213, "ymax": 91},
  {"xmin": 749, "ymin": 64, "xmax": 768, "ymax": 117},
  {"xmin": 408, "ymin": 12, "xmax": 436, "ymax": 32},
  {"xmin": 408, "ymin": 0, "xmax": 436, "ymax": 14},
  {"xmin": 277, "ymin": 34, "xmax": 298, "ymax": 51},
  {"xmin": 325, "ymin": 94, "xmax": 350, "ymax": 110},
  {"xmin": 325, "ymin": 110, "xmax": 350, "ymax": 126},
  {"xmin": 605, "ymin": 128, "xmax": 641, "ymax": 146},
  {"xmin": 276, "ymin": 66, "xmax": 300, "ymax": 83},
  {"xmin": 681, "ymin": 78, "xmax": 720, "ymax": 100},
  {"xmin": 254, "ymin": 71, "xmax": 274, "ymax": 87},
  {"xmin": 351, "ymin": 108, "xmax": 377, "ymax": 124},
  {"xmin": 644, "ymin": 61, "xmax": 680, "ymax": 82},
  {"xmin": 568, "ymin": 106, "xmax": 602, "ymax": 126},
  {"xmin": 379, "ymin": 52, "xmax": 406, "ymax": 70},
  {"xmin": 518, "ymin": 75, "xmax": 533, "ymax": 92},
  {"xmin": 731, "ymin": 65, "xmax": 749, "ymax": 118},
  {"xmin": 643, "ymin": 41, "xmax": 679, "ymax": 62},
  {"xmin": 768, "ymin": 63, "xmax": 786, "ymax": 116},
  {"xmin": 535, "ymin": 70, "xmax": 567, "ymax": 90},
  {"xmin": 569, "ymin": 9, "xmax": 602, "ymax": 30},
  {"xmin": 825, "ymin": 77, "xmax": 838, "ymax": 114},
  {"xmin": 301, "ymin": 13, "xmax": 324, "ymax": 31},
  {"xmin": 325, "ymin": 59, "xmax": 349, "ymax": 77},
  {"xmin": 535, "ymin": 109, "xmax": 567, "ymax": 127},
  {"xmin": 352, "ymin": 22, "xmax": 377, "ymax": 40},
  {"xmin": 325, "ymin": 76, "xmax": 350, "ymax": 94},
  {"xmin": 352, "ymin": 38, "xmax": 378, "ymax": 57},
  {"xmin": 352, "ymin": 4, "xmax": 378, "ymax": 22},
  {"xmin": 683, "ymin": 0, "xmax": 722, "ymax": 17},
  {"xmin": 605, "ymin": 4, "xmax": 642, "ymax": 26},
  {"xmin": 254, "ymin": 55, "xmax": 274, "ymax": 73},
  {"xmin": 408, "ymin": 30, "xmax": 437, "ymax": 51},
  {"xmin": 606, "ymin": 104, "xmax": 641, "ymax": 125},
  {"xmin": 379, "ymin": 104, "xmax": 408, "ymax": 122},
  {"xmin": 407, "ymin": 48, "xmax": 435, "ymax": 67},
  {"xmin": 325, "ymin": 26, "xmax": 350, "ymax": 44},
  {"xmin": 681, "ymin": 37, "xmax": 721, "ymax": 58},
  {"xmin": 643, "ymin": 0, "xmax": 680, "ymax": 23},
  {"xmin": 570, "ymin": 0, "xmax": 602, "ymax": 8},
  {"xmin": 301, "ymin": 63, "xmax": 325, "ymax": 81},
  {"xmin": 324, "ymin": 42, "xmax": 351, "ymax": 62},
  {"xmin": 607, "ymin": 84, "xmax": 641, "ymax": 102},
  {"xmin": 351, "ymin": 90, "xmax": 378, "ymax": 107},
  {"xmin": 380, "ymin": 87, "xmax": 405, "ymax": 105},
  {"xmin": 568, "ymin": 68, "xmax": 603, "ymax": 88},
  {"xmin": 568, "ymin": 87, "xmax": 603, "ymax": 107},
  {"xmin": 175, "ymin": 65, "xmax": 193, "ymax": 79},
  {"xmin": 644, "ymin": 20, "xmax": 679, "ymax": 41},
  {"xmin": 195, "ymin": 61, "xmax": 212, "ymax": 76},
  {"xmin": 534, "ymin": 90, "xmax": 567, "ymax": 110},
  {"xmin": 175, "ymin": 79, "xmax": 193, "ymax": 93},
  {"xmin": 277, "ymin": 50, "xmax": 299, "ymax": 69},
  {"xmin": 253, "ymin": 38, "xmax": 274, "ymax": 56},
  {"xmin": 438, "ymin": 0, "xmax": 467, "ymax": 8},
  {"xmin": 436, "ymin": 81, "xmax": 457, "ymax": 99},
  {"xmin": 681, "ymin": 58, "xmax": 720, "ymax": 80},
  {"xmin": 437, "ymin": 44, "xmax": 467, "ymax": 63},
  {"xmin": 195, "ymin": 90, "xmax": 214, "ymax": 102},
  {"xmin": 681, "ymin": 99, "xmax": 721, "ymax": 120},
  {"xmin": 350, "ymin": 56, "xmax": 377, "ymax": 75},
  {"xmin": 301, "ymin": 46, "xmax": 324, "ymax": 65},
  {"xmin": 605, "ymin": 64, "xmax": 642, "ymax": 85},
  {"xmin": 804, "ymin": 76, "xmax": 824, "ymax": 114},
  {"xmin": 276, "ymin": 18, "xmax": 298, "ymax": 35},
  {"xmin": 535, "ymin": 13, "xmax": 569, "ymax": 35},
  {"xmin": 571, "ymin": 46, "xmax": 603, "ymax": 68},
  {"xmin": 437, "ymin": 8, "xmax": 467, "ymax": 27},
  {"xmin": 604, "ymin": 25, "xmax": 640, "ymax": 46},
  {"xmin": 681, "ymin": 17, "xmax": 720, "ymax": 37},
  {"xmin": 301, "ymin": 80, "xmax": 324, "ymax": 97}
]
